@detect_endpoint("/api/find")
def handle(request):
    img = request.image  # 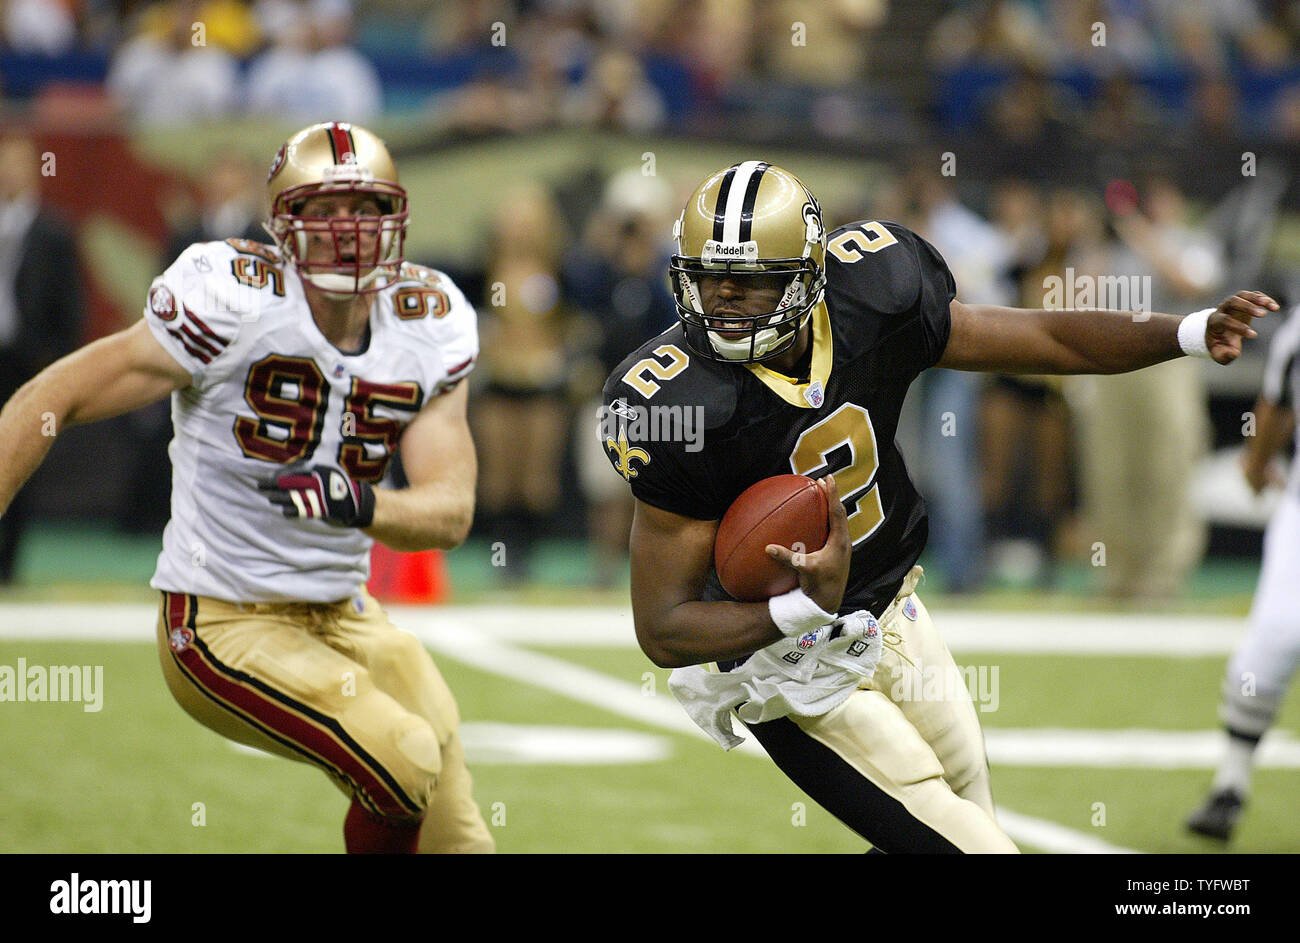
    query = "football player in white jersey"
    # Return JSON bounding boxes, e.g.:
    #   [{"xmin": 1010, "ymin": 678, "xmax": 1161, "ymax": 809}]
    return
[
  {"xmin": 1187, "ymin": 307, "xmax": 1300, "ymax": 842},
  {"xmin": 0, "ymin": 122, "xmax": 493, "ymax": 853}
]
